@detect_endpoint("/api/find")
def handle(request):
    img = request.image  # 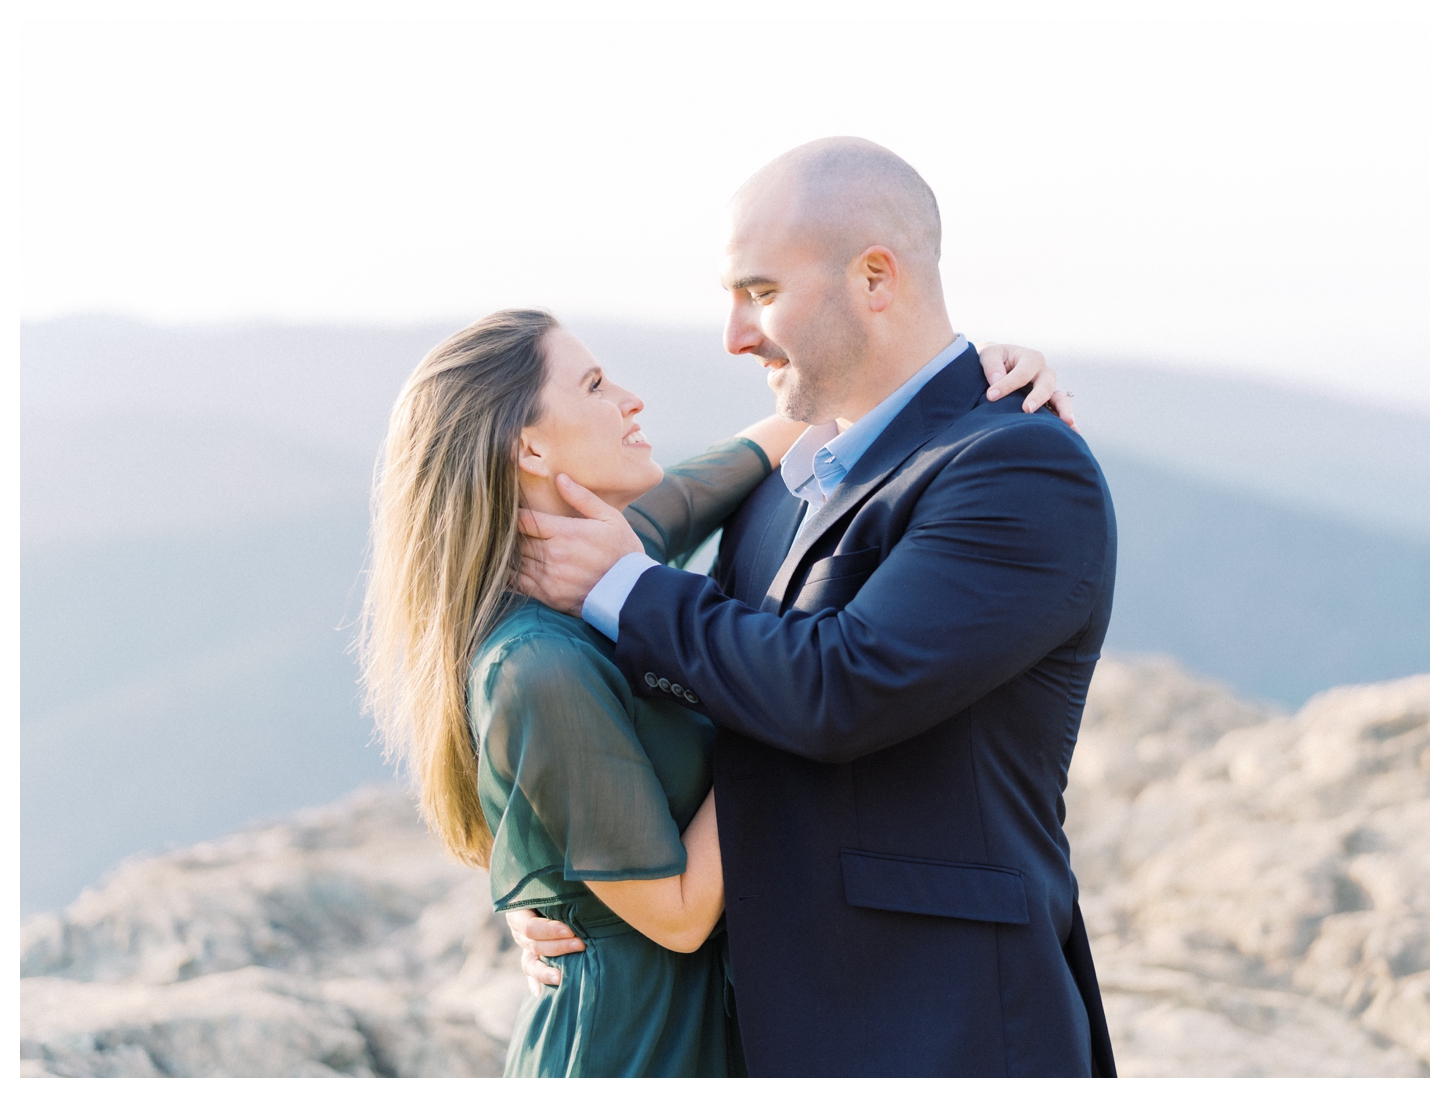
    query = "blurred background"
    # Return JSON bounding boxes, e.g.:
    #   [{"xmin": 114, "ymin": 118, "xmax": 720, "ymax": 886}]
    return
[{"xmin": 16, "ymin": 9, "xmax": 1432, "ymax": 927}]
